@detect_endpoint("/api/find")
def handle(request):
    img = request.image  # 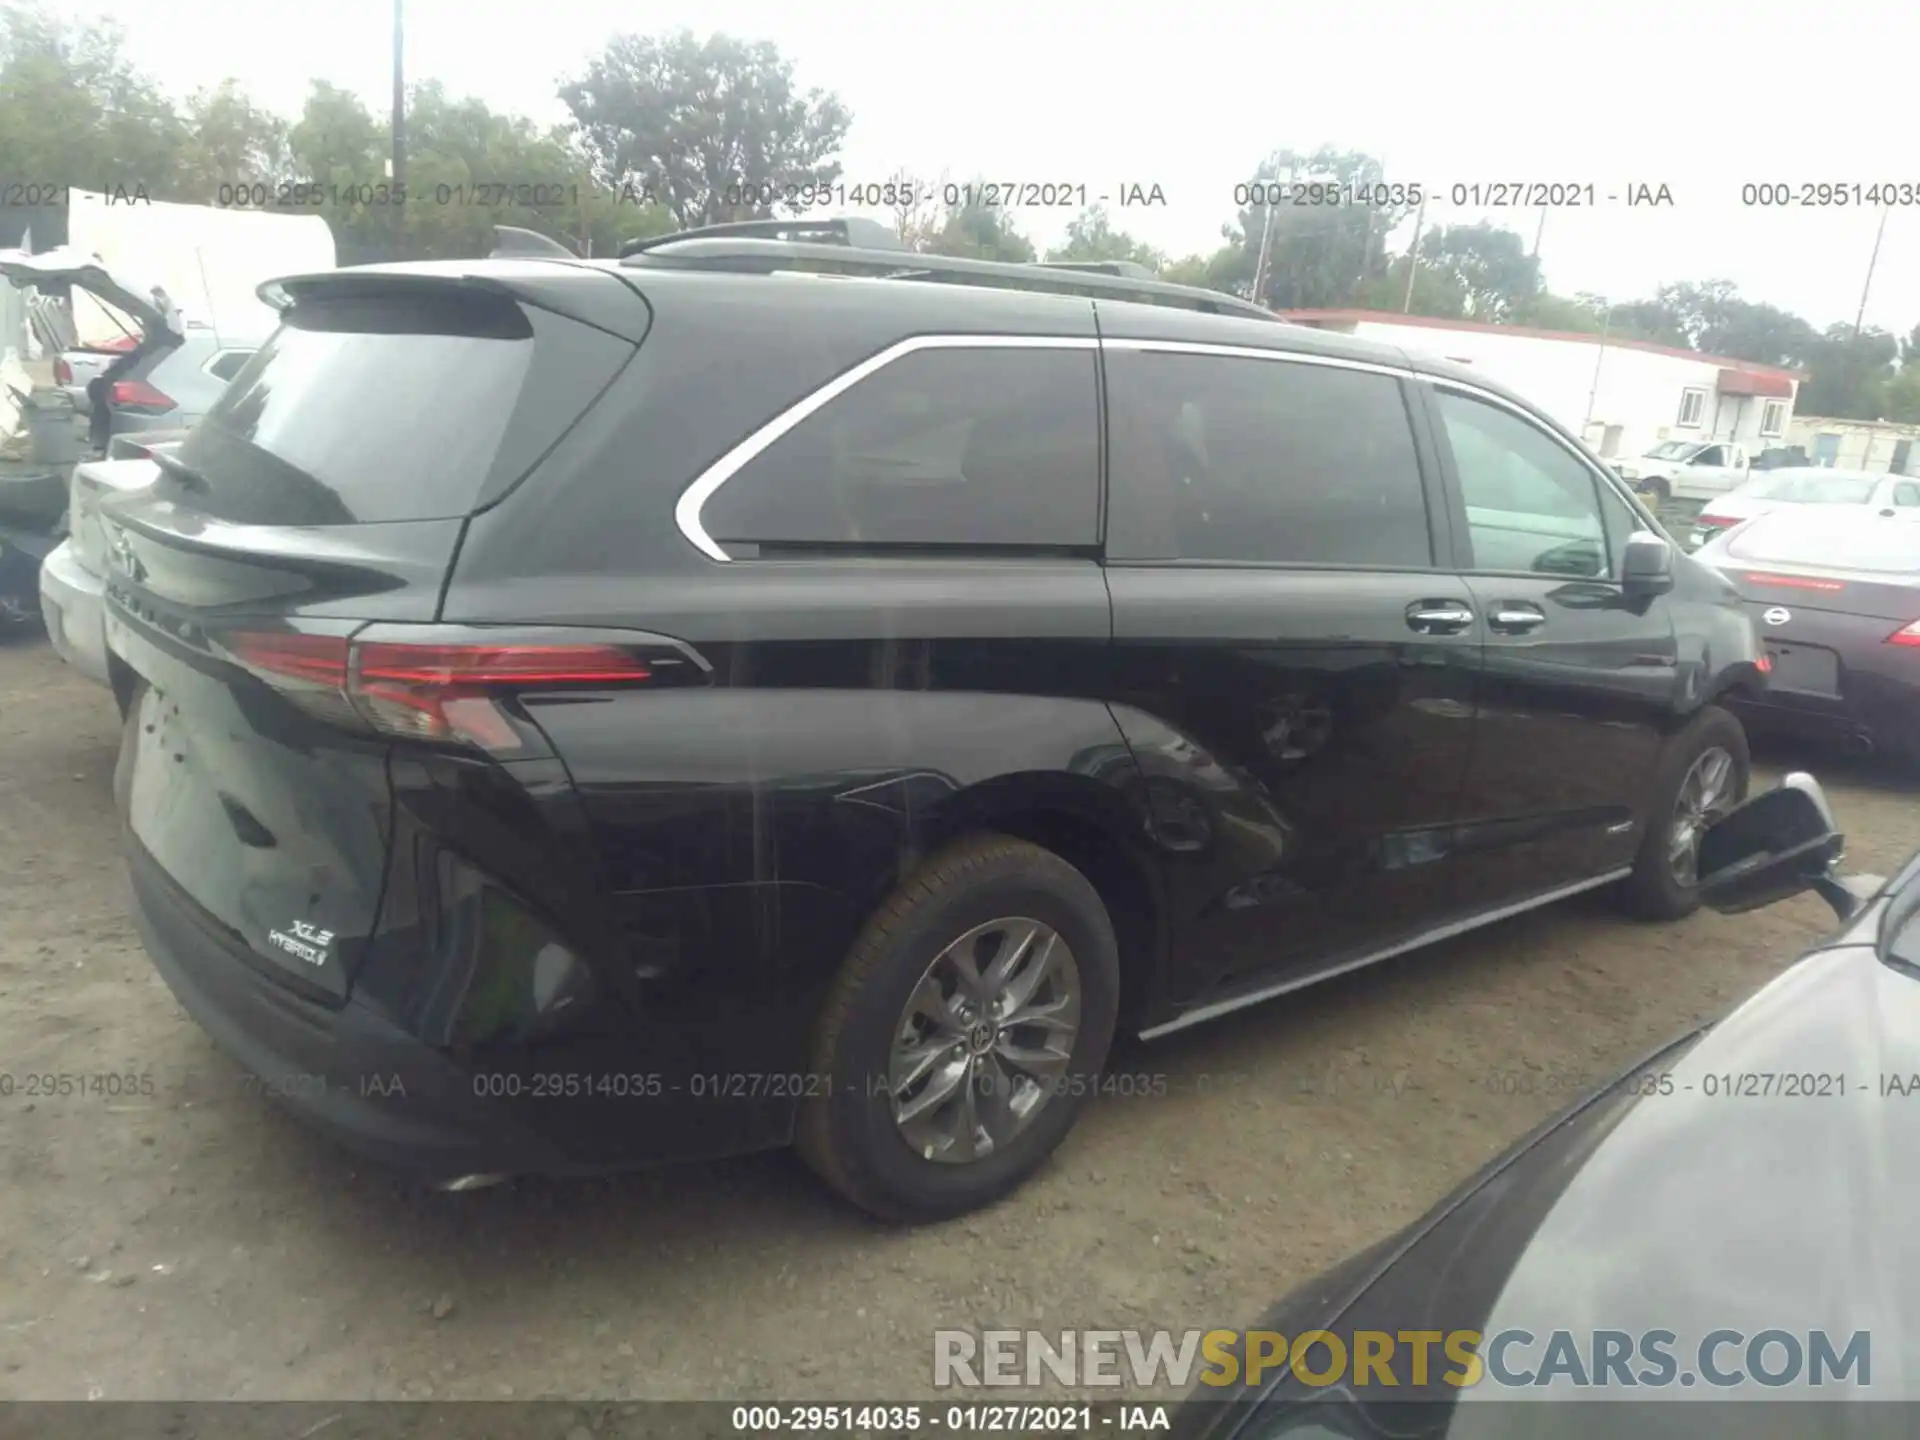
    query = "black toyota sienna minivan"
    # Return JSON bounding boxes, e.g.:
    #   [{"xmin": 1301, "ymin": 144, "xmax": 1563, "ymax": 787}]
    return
[{"xmin": 99, "ymin": 223, "xmax": 1766, "ymax": 1221}]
